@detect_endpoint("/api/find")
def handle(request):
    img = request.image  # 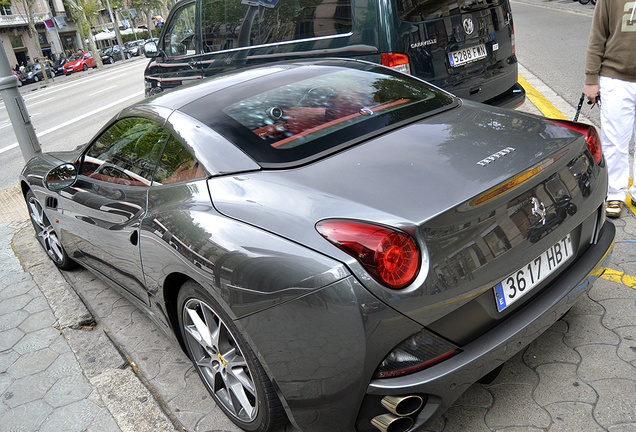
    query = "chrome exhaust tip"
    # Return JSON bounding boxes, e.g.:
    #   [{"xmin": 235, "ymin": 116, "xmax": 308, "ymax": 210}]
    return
[
  {"xmin": 370, "ymin": 413, "xmax": 413, "ymax": 432},
  {"xmin": 380, "ymin": 395, "xmax": 424, "ymax": 416}
]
